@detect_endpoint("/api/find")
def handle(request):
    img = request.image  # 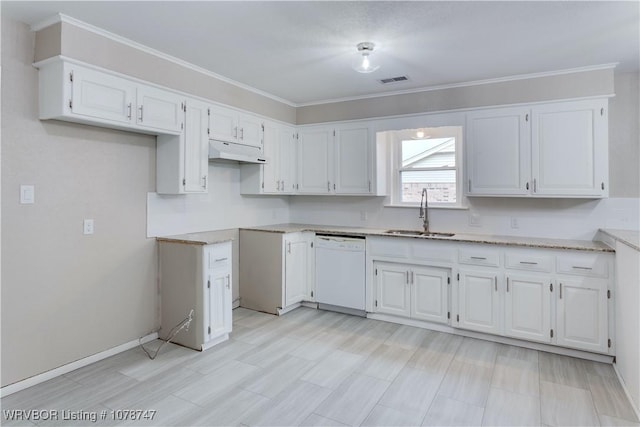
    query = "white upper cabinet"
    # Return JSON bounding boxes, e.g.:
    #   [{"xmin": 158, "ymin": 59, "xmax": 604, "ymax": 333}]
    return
[
  {"xmin": 298, "ymin": 124, "xmax": 374, "ymax": 195},
  {"xmin": 334, "ymin": 126, "xmax": 373, "ymax": 194},
  {"xmin": 297, "ymin": 126, "xmax": 333, "ymax": 194},
  {"xmin": 156, "ymin": 99, "xmax": 209, "ymax": 194},
  {"xmin": 531, "ymin": 99, "xmax": 608, "ymax": 197},
  {"xmin": 465, "ymin": 99, "xmax": 609, "ymax": 198},
  {"xmin": 69, "ymin": 65, "xmax": 137, "ymax": 125},
  {"xmin": 240, "ymin": 121, "xmax": 297, "ymax": 195},
  {"xmin": 466, "ymin": 107, "xmax": 530, "ymax": 195},
  {"xmin": 135, "ymin": 85, "xmax": 185, "ymax": 134},
  {"xmin": 209, "ymin": 105, "xmax": 263, "ymax": 150}
]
